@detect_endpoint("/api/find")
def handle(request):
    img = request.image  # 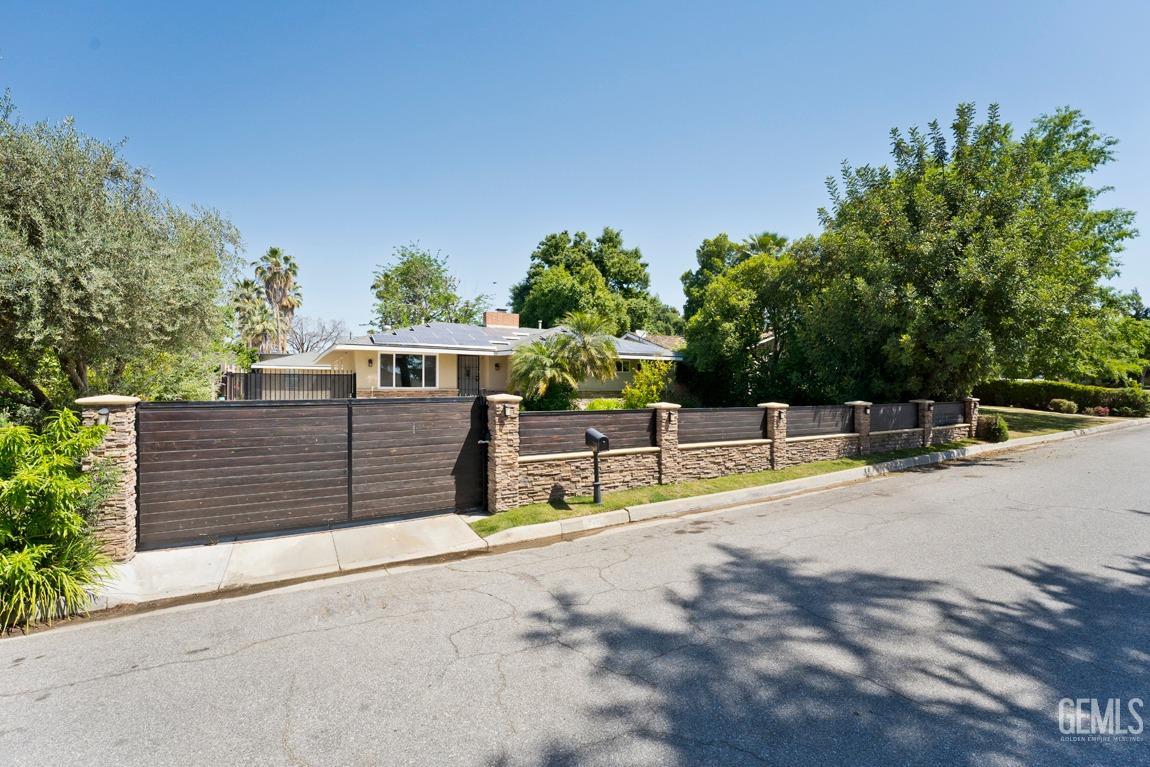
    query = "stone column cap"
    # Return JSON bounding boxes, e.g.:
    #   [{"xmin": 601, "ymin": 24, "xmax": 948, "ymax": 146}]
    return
[
  {"xmin": 645, "ymin": 402, "xmax": 681, "ymax": 410},
  {"xmin": 486, "ymin": 393, "xmax": 523, "ymax": 404},
  {"xmin": 757, "ymin": 402, "xmax": 789, "ymax": 409},
  {"xmin": 844, "ymin": 400, "xmax": 872, "ymax": 407},
  {"xmin": 964, "ymin": 396, "xmax": 980, "ymax": 402},
  {"xmin": 75, "ymin": 395, "xmax": 141, "ymax": 407}
]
